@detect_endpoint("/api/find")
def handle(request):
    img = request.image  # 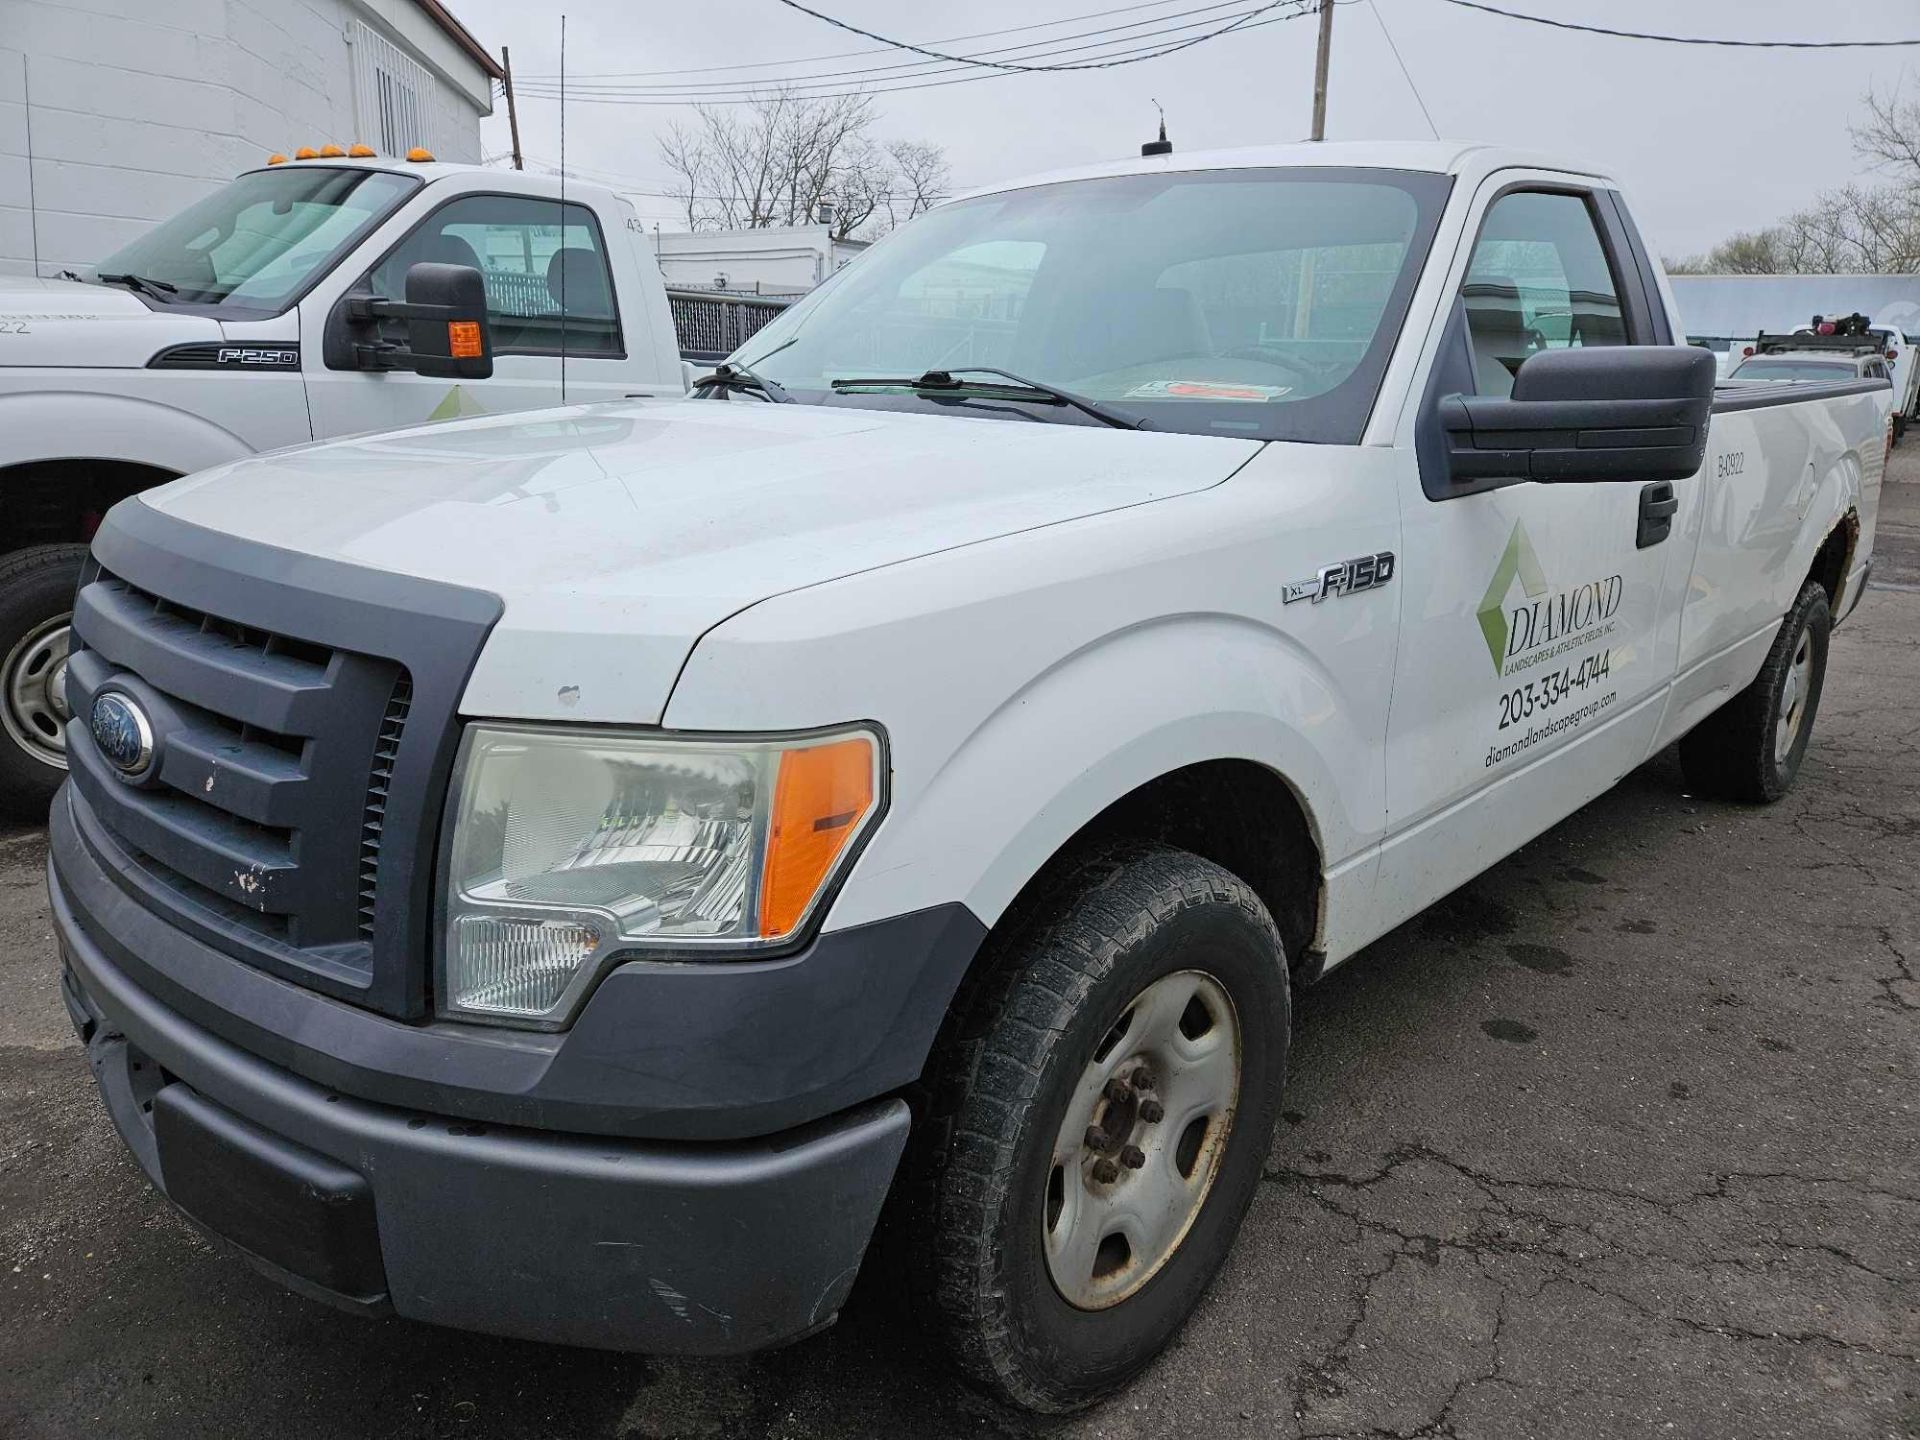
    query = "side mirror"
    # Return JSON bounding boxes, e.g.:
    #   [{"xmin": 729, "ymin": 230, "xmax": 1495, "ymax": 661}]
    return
[
  {"xmin": 401, "ymin": 262, "xmax": 492, "ymax": 380},
  {"xmin": 325, "ymin": 261, "xmax": 493, "ymax": 378},
  {"xmin": 1442, "ymin": 346, "xmax": 1716, "ymax": 484}
]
